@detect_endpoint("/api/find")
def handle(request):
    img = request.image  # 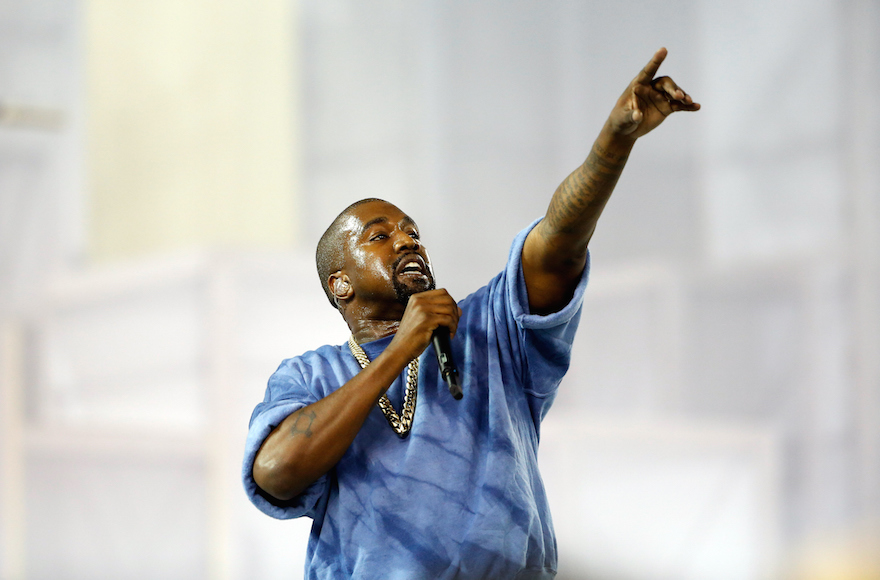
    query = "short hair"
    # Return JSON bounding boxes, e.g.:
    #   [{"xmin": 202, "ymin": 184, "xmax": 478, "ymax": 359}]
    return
[{"xmin": 315, "ymin": 198, "xmax": 386, "ymax": 307}]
